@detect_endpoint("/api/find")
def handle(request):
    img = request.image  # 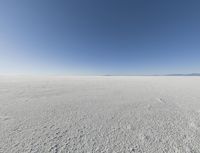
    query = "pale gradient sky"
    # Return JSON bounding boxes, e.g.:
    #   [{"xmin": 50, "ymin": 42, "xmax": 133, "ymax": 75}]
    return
[{"xmin": 0, "ymin": 0, "xmax": 200, "ymax": 75}]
